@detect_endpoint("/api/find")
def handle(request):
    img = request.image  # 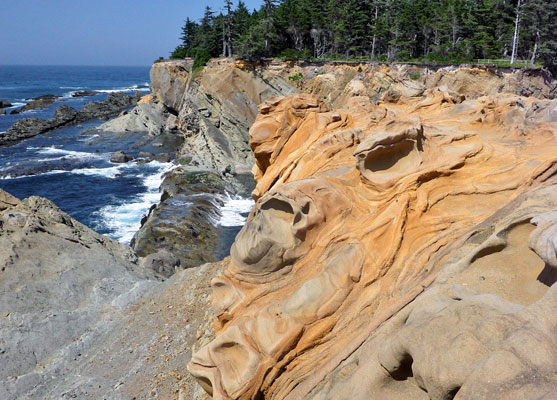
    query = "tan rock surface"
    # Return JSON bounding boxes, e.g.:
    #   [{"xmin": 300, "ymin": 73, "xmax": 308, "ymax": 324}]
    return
[{"xmin": 188, "ymin": 75, "xmax": 557, "ymax": 399}]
